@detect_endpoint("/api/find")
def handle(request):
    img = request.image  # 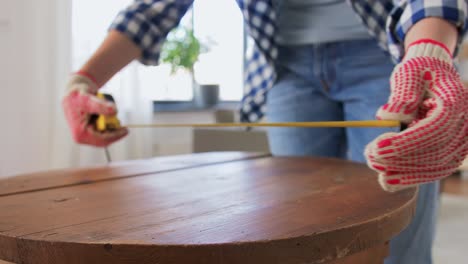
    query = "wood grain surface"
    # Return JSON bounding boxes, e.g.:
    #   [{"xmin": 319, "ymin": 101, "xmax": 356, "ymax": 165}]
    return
[
  {"xmin": 0, "ymin": 152, "xmax": 267, "ymax": 197},
  {"xmin": 0, "ymin": 152, "xmax": 417, "ymax": 264}
]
